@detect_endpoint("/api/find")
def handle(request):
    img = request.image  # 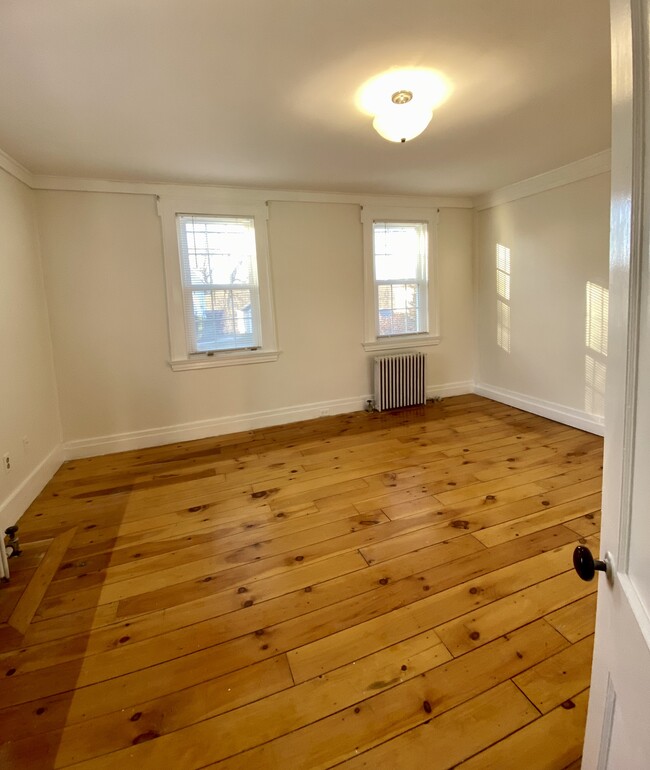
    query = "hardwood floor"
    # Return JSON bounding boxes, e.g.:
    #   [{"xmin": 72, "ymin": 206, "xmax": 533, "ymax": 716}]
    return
[{"xmin": 0, "ymin": 395, "xmax": 602, "ymax": 769}]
